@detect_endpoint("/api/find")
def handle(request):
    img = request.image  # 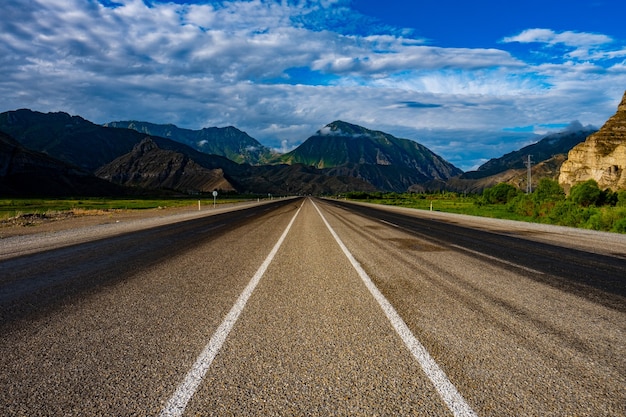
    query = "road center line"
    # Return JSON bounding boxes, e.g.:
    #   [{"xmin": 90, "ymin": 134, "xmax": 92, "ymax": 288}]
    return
[
  {"xmin": 159, "ymin": 203, "xmax": 303, "ymax": 417},
  {"xmin": 312, "ymin": 200, "xmax": 478, "ymax": 417}
]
